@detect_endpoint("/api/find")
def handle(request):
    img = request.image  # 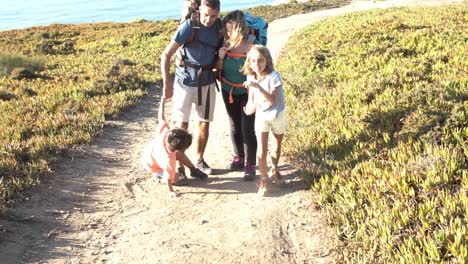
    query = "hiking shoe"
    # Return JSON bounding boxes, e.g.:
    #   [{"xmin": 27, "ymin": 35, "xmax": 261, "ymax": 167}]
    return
[
  {"xmin": 196, "ymin": 159, "xmax": 212, "ymax": 175},
  {"xmin": 270, "ymin": 167, "xmax": 285, "ymax": 184},
  {"xmin": 226, "ymin": 156, "xmax": 245, "ymax": 171},
  {"xmin": 243, "ymin": 163, "xmax": 256, "ymax": 181},
  {"xmin": 173, "ymin": 167, "xmax": 189, "ymax": 186},
  {"xmin": 190, "ymin": 167, "xmax": 208, "ymax": 180}
]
